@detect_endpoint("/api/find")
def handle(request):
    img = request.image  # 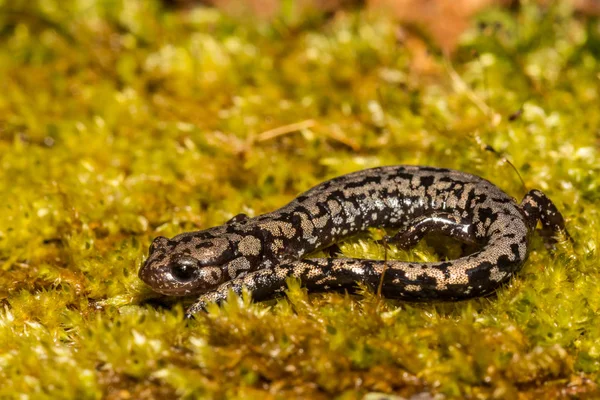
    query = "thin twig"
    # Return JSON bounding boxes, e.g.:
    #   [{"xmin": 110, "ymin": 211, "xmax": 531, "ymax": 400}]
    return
[
  {"xmin": 444, "ymin": 58, "xmax": 494, "ymax": 120},
  {"xmin": 256, "ymin": 119, "xmax": 316, "ymax": 142},
  {"xmin": 474, "ymin": 134, "xmax": 528, "ymax": 192},
  {"xmin": 377, "ymin": 235, "xmax": 389, "ymax": 298}
]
